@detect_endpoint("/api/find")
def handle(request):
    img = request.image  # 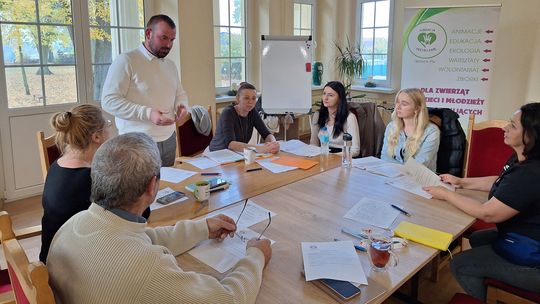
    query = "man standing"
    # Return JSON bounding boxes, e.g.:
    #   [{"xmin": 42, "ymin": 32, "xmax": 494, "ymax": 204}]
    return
[
  {"xmin": 102, "ymin": 14, "xmax": 187, "ymax": 166},
  {"xmin": 47, "ymin": 132, "xmax": 272, "ymax": 304}
]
